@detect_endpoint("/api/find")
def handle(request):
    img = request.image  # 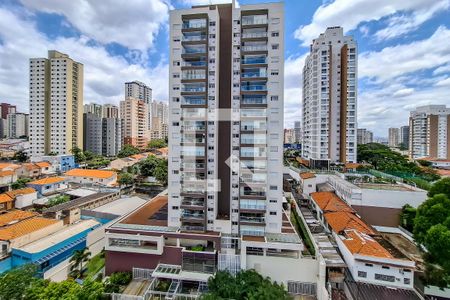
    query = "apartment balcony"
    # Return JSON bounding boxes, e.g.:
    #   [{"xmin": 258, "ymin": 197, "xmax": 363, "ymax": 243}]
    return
[
  {"xmin": 180, "ymin": 136, "xmax": 206, "ymax": 145},
  {"xmin": 241, "ymin": 45, "xmax": 268, "ymax": 53},
  {"xmin": 182, "ymin": 20, "xmax": 207, "ymax": 31},
  {"xmin": 181, "ymin": 97, "xmax": 207, "ymax": 107},
  {"xmin": 241, "ymin": 56, "xmax": 267, "ymax": 66},
  {"xmin": 239, "ymin": 201, "xmax": 266, "ymax": 212},
  {"xmin": 181, "ymin": 197, "xmax": 205, "ymax": 210},
  {"xmin": 182, "ymin": 46, "xmax": 207, "ymax": 58},
  {"xmin": 240, "ymin": 124, "xmax": 267, "ymax": 132},
  {"xmin": 239, "ymin": 215, "xmax": 265, "ymax": 226},
  {"xmin": 240, "ymin": 188, "xmax": 266, "ymax": 199},
  {"xmin": 240, "ymin": 96, "xmax": 267, "ymax": 106},
  {"xmin": 181, "ymin": 85, "xmax": 206, "ymax": 95},
  {"xmin": 181, "ymin": 109, "xmax": 206, "ymax": 119},
  {"xmin": 182, "ymin": 250, "xmax": 216, "ymax": 274},
  {"xmin": 241, "ymin": 83, "xmax": 267, "ymax": 94},
  {"xmin": 180, "ymin": 161, "xmax": 206, "ymax": 171},
  {"xmin": 181, "ymin": 210, "xmax": 205, "ymax": 222},
  {"xmin": 241, "ymin": 15, "xmax": 268, "ymax": 27},
  {"xmin": 240, "ymin": 137, "xmax": 266, "ymax": 146},
  {"xmin": 181, "ymin": 59, "xmax": 207, "ymax": 69},
  {"xmin": 180, "ymin": 225, "xmax": 205, "ymax": 232},
  {"xmin": 241, "ymin": 31, "xmax": 268, "ymax": 41},
  {"xmin": 182, "ymin": 33, "xmax": 207, "ymax": 44},
  {"xmin": 181, "ymin": 125, "xmax": 206, "ymax": 133},
  {"xmin": 181, "ymin": 173, "xmax": 206, "ymax": 183}
]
